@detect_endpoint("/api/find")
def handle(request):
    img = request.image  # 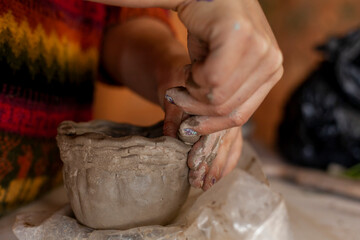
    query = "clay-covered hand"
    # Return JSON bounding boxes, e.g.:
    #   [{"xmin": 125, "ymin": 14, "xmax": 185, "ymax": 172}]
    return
[
  {"xmin": 95, "ymin": 0, "xmax": 282, "ymax": 190},
  {"xmin": 101, "ymin": 16, "xmax": 190, "ymax": 138},
  {"xmin": 168, "ymin": 0, "xmax": 282, "ymax": 189},
  {"xmin": 92, "ymin": 0, "xmax": 283, "ymax": 135},
  {"xmin": 186, "ymin": 127, "xmax": 243, "ymax": 191},
  {"xmin": 165, "ymin": 0, "xmax": 283, "ymax": 138}
]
